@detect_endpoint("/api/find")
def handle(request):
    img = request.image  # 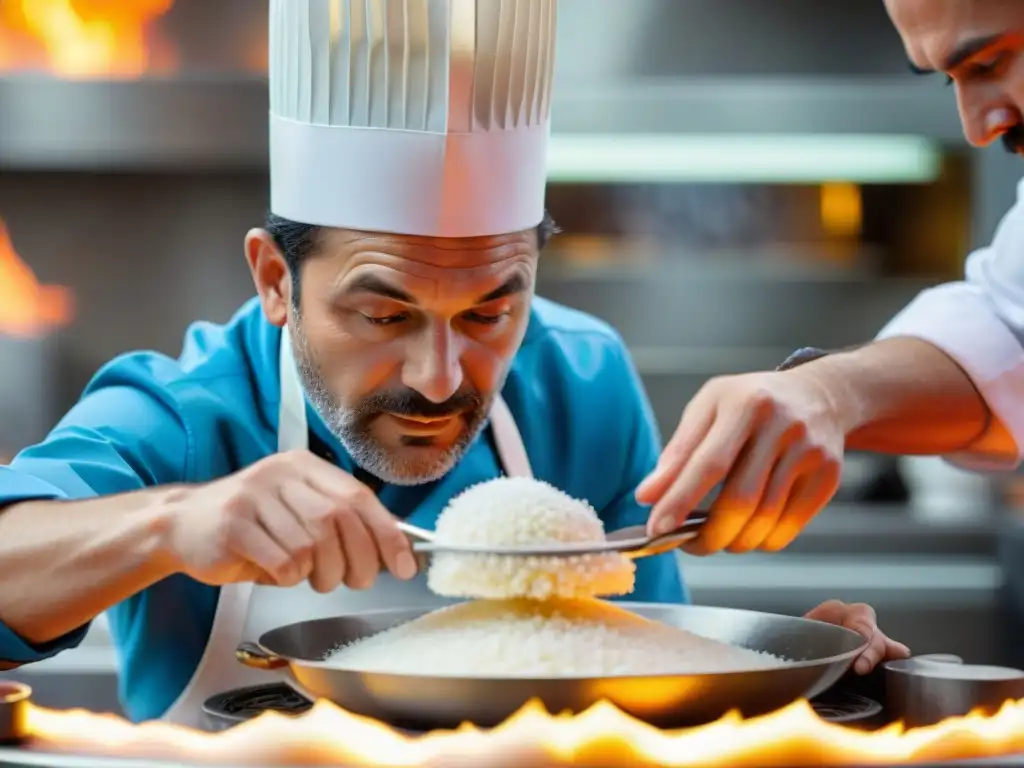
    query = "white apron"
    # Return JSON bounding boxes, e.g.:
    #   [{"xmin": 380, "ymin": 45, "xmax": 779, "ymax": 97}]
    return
[{"xmin": 161, "ymin": 333, "xmax": 533, "ymax": 727}]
